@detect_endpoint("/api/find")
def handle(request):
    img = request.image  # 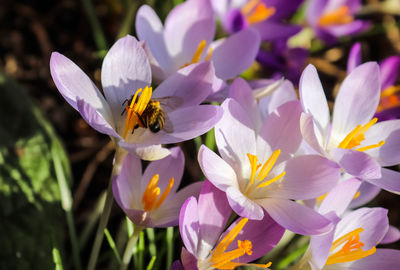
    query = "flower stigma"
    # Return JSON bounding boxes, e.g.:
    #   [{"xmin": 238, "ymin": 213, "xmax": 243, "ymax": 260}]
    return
[
  {"xmin": 326, "ymin": 228, "xmax": 376, "ymax": 265},
  {"xmin": 245, "ymin": 150, "xmax": 286, "ymax": 195},
  {"xmin": 318, "ymin": 6, "xmax": 354, "ymax": 27},
  {"xmin": 337, "ymin": 118, "xmax": 385, "ymax": 152},
  {"xmin": 122, "ymin": 86, "xmax": 153, "ymax": 139},
  {"xmin": 181, "ymin": 40, "xmax": 213, "ymax": 68},
  {"xmin": 241, "ymin": 0, "xmax": 275, "ymax": 25},
  {"xmin": 204, "ymin": 218, "xmax": 272, "ymax": 269},
  {"xmin": 377, "ymin": 85, "xmax": 400, "ymax": 113},
  {"xmin": 141, "ymin": 174, "xmax": 174, "ymax": 212}
]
